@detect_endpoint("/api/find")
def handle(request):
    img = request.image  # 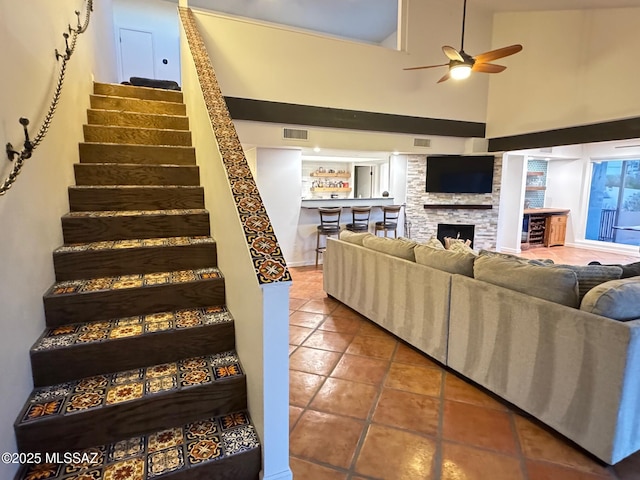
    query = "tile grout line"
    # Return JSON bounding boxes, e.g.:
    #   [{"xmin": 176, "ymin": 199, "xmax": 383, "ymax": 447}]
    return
[{"xmin": 345, "ymin": 340, "xmax": 400, "ymax": 478}]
